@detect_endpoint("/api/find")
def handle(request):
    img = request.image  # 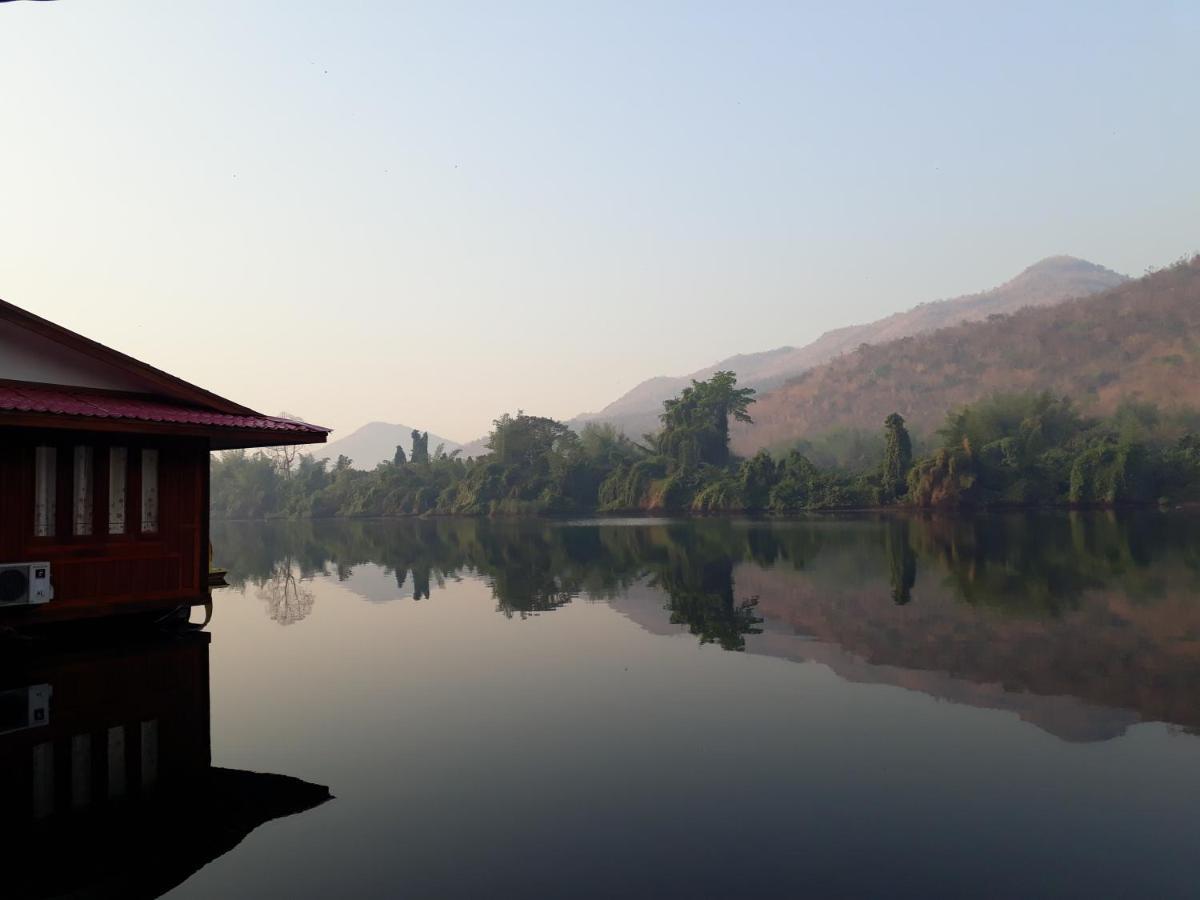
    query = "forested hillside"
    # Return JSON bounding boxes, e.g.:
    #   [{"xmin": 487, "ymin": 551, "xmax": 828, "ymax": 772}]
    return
[
  {"xmin": 733, "ymin": 257, "xmax": 1200, "ymax": 456},
  {"xmin": 577, "ymin": 256, "xmax": 1125, "ymax": 439},
  {"xmin": 214, "ymin": 360, "xmax": 1200, "ymax": 519}
]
